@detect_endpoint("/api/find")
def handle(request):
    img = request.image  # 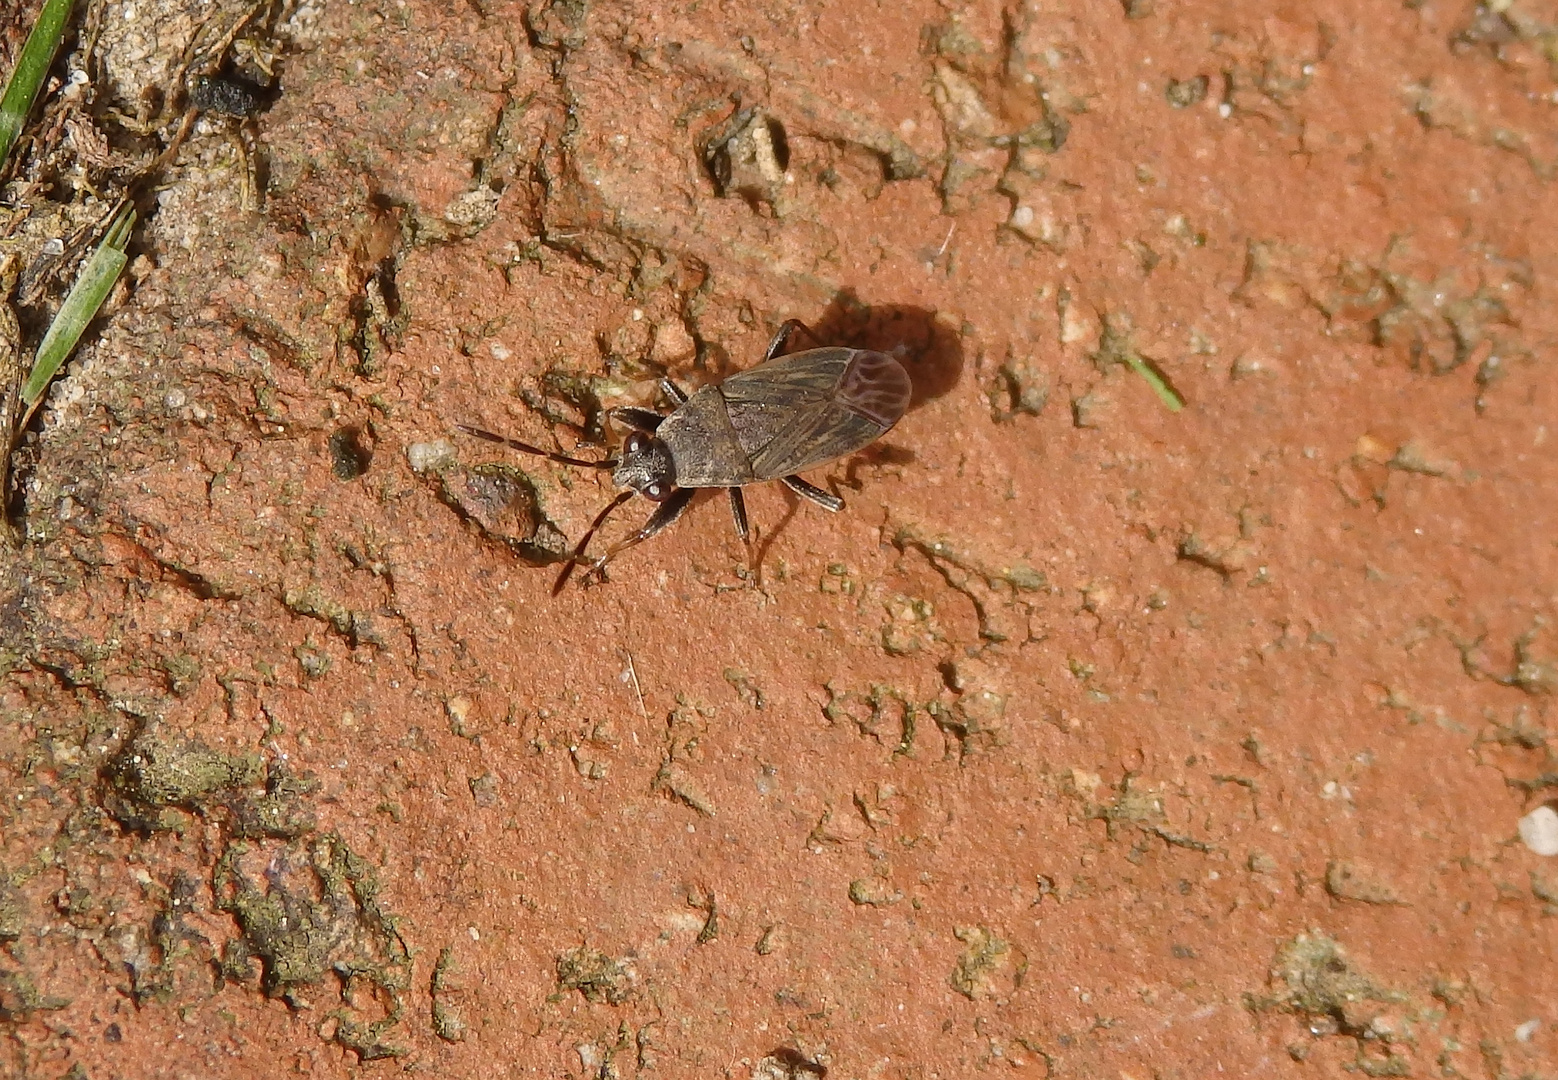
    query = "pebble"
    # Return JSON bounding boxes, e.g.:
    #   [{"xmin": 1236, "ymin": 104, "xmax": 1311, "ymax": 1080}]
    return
[
  {"xmin": 1518, "ymin": 805, "xmax": 1558, "ymax": 856},
  {"xmin": 406, "ymin": 438, "xmax": 457, "ymax": 475}
]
